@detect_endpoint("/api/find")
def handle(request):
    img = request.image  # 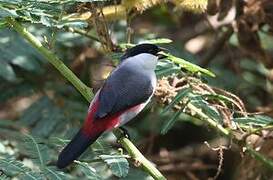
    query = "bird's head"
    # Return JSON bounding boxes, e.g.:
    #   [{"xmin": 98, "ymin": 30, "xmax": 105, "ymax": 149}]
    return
[{"xmin": 121, "ymin": 43, "xmax": 168, "ymax": 61}]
